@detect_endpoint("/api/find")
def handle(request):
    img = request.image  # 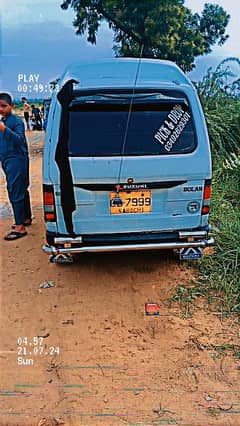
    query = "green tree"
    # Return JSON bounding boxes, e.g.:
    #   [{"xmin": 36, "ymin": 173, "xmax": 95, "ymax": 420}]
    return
[{"xmin": 60, "ymin": 0, "xmax": 230, "ymax": 72}]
